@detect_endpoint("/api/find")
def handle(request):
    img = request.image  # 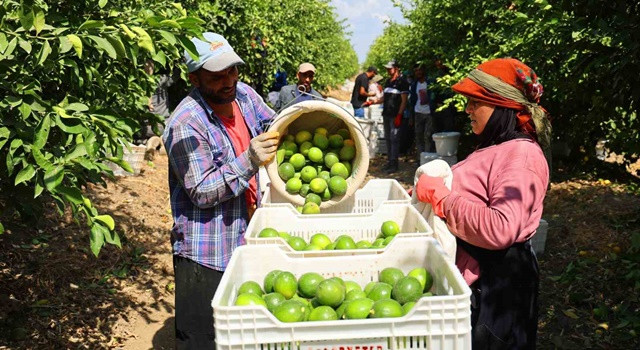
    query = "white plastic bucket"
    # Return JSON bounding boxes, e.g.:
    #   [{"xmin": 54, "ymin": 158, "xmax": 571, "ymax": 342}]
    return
[
  {"xmin": 265, "ymin": 100, "xmax": 370, "ymax": 209},
  {"xmin": 433, "ymin": 131, "xmax": 461, "ymax": 156}
]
